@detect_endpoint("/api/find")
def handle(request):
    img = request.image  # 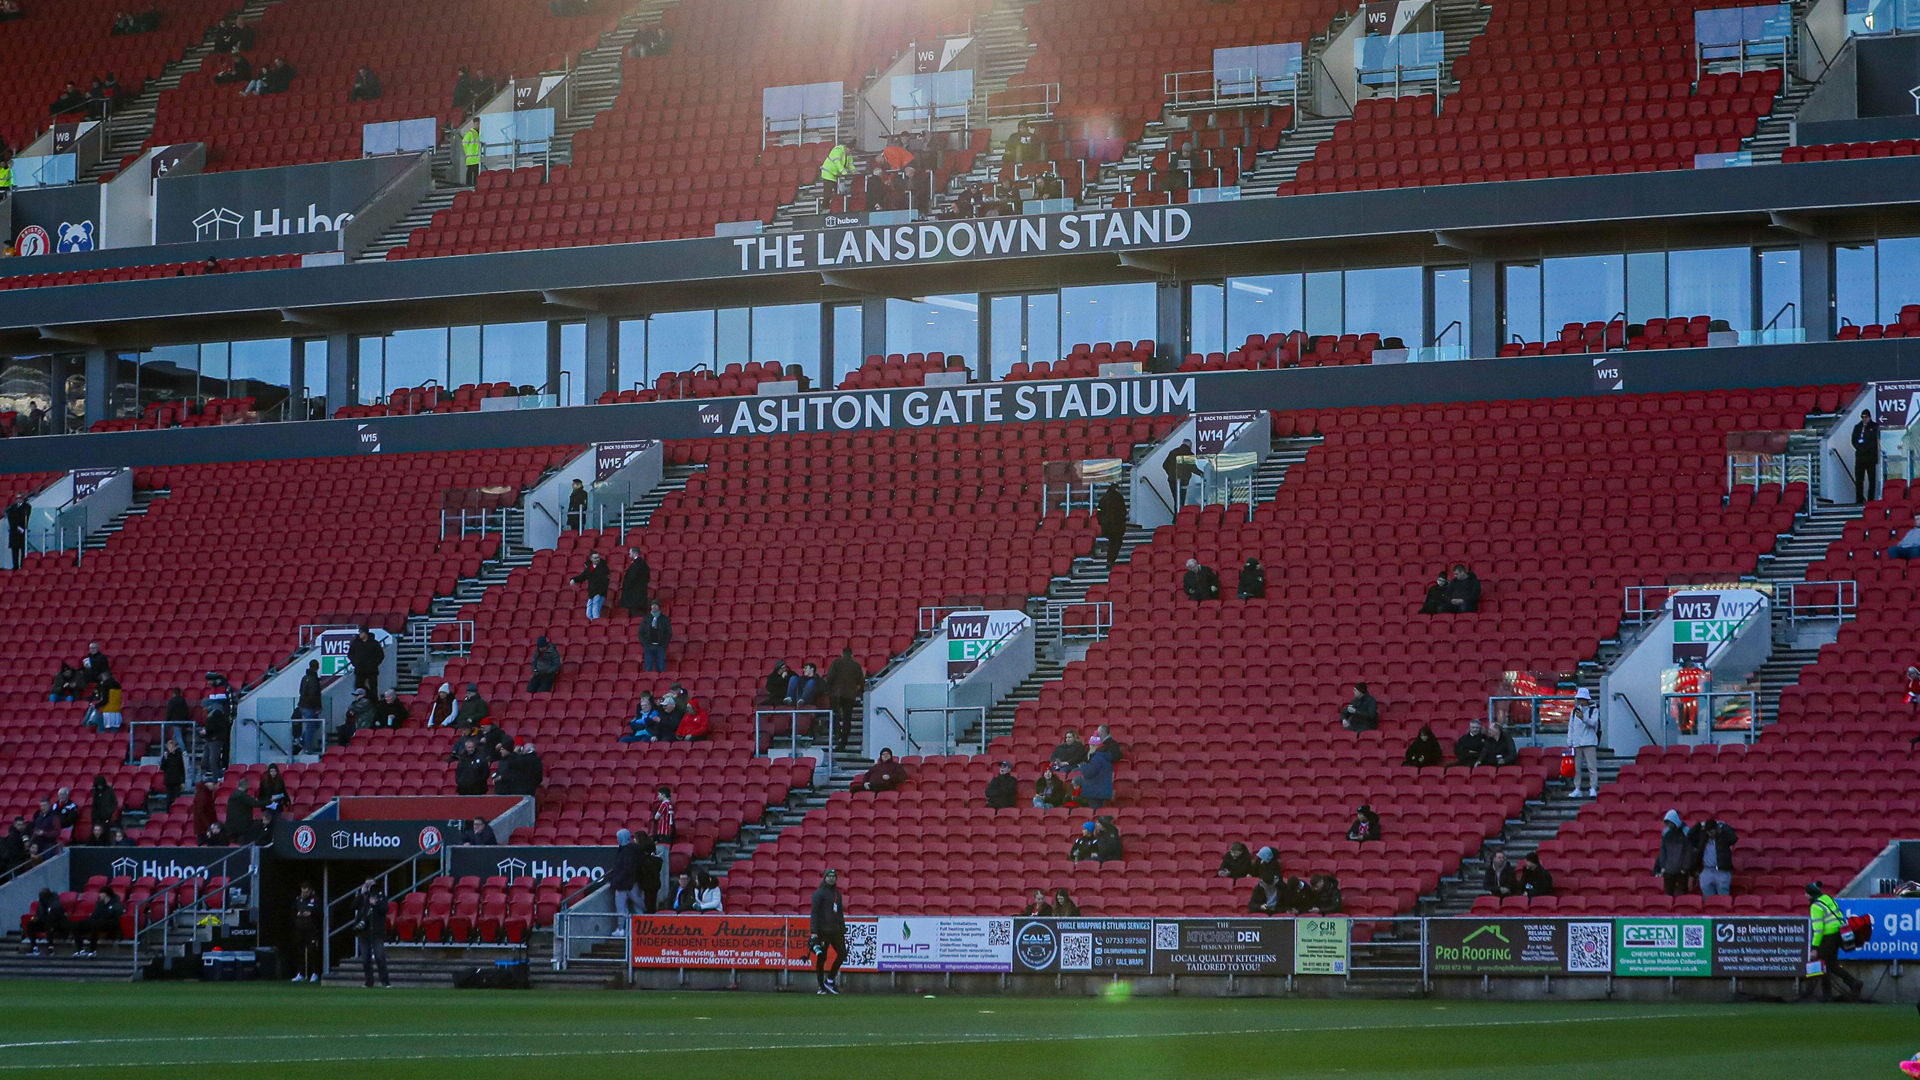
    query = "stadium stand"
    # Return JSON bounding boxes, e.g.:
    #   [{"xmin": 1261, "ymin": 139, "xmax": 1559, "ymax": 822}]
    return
[
  {"xmin": 144, "ymin": 0, "xmax": 621, "ymax": 172},
  {"xmin": 1500, "ymin": 316, "xmax": 1725, "ymax": 358},
  {"xmin": 89, "ymin": 396, "xmax": 259, "ymax": 433},
  {"xmin": 722, "ymin": 386, "xmax": 1833, "ymax": 918},
  {"xmin": 1180, "ymin": 332, "xmax": 1385, "ymax": 371},
  {"xmin": 1782, "ymin": 140, "xmax": 1920, "ymax": 163},
  {"xmin": 837, "ymin": 352, "xmax": 970, "ymax": 390},
  {"xmin": 1, "ymin": 256, "xmax": 302, "ymax": 293},
  {"xmin": 1835, "ymin": 306, "xmax": 1920, "ymax": 341}
]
